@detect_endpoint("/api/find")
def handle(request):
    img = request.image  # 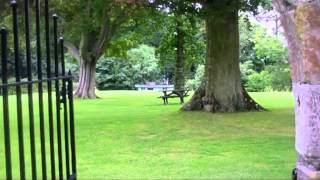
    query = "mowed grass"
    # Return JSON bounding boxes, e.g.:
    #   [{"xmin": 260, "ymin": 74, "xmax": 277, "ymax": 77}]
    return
[{"xmin": 0, "ymin": 91, "xmax": 296, "ymax": 179}]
